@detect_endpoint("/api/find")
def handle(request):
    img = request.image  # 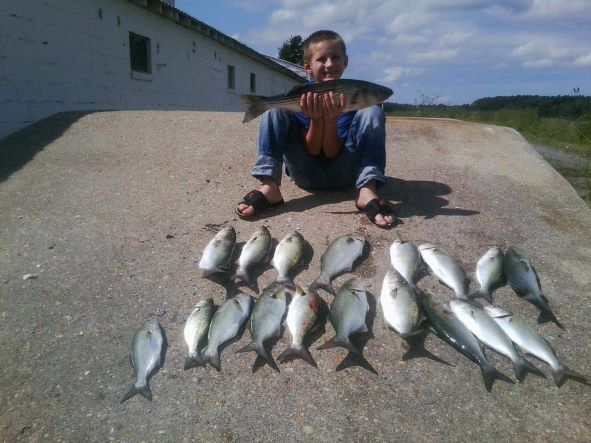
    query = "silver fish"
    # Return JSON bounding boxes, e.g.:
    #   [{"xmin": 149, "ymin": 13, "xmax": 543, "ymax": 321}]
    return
[
  {"xmin": 121, "ymin": 318, "xmax": 164, "ymax": 403},
  {"xmin": 237, "ymin": 282, "xmax": 288, "ymax": 372},
  {"xmin": 503, "ymin": 247, "xmax": 563, "ymax": 329},
  {"xmin": 241, "ymin": 79, "xmax": 393, "ymax": 123},
  {"xmin": 183, "ymin": 298, "xmax": 215, "ymax": 370},
  {"xmin": 418, "ymin": 244, "xmax": 469, "ymax": 299},
  {"xmin": 277, "ymin": 286, "xmax": 323, "ymax": 367},
  {"xmin": 202, "ymin": 293, "xmax": 251, "ymax": 371},
  {"xmin": 474, "ymin": 247, "xmax": 505, "ymax": 303},
  {"xmin": 310, "ymin": 233, "xmax": 366, "ymax": 295},
  {"xmin": 232, "ymin": 226, "xmax": 272, "ymax": 285},
  {"xmin": 389, "ymin": 232, "xmax": 421, "ymax": 292},
  {"xmin": 380, "ymin": 268, "xmax": 422, "ymax": 337},
  {"xmin": 272, "ymin": 231, "xmax": 305, "ymax": 287},
  {"xmin": 449, "ymin": 299, "xmax": 544, "ymax": 382},
  {"xmin": 484, "ymin": 305, "xmax": 588, "ymax": 387},
  {"xmin": 318, "ymin": 277, "xmax": 369, "ymax": 354},
  {"xmin": 198, "ymin": 226, "xmax": 236, "ymax": 276}
]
